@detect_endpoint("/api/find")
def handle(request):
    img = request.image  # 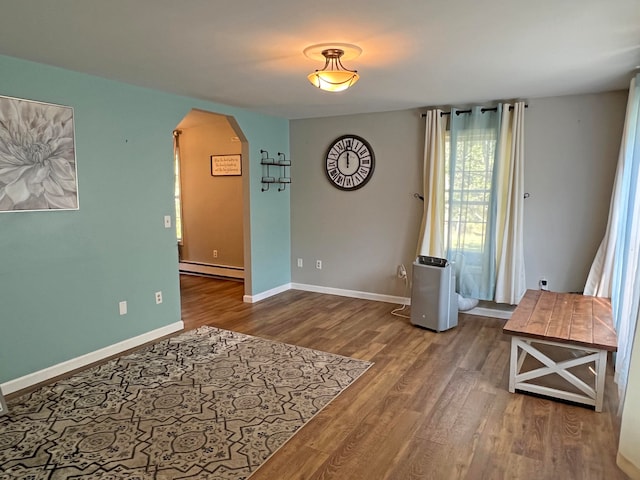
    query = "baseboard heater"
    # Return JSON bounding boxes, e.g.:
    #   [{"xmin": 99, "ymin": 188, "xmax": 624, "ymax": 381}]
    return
[{"xmin": 179, "ymin": 261, "xmax": 244, "ymax": 280}]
